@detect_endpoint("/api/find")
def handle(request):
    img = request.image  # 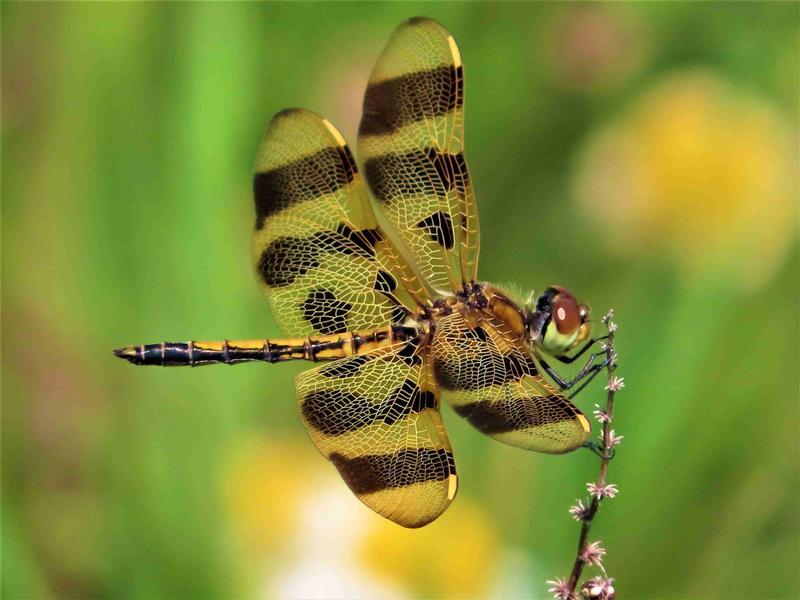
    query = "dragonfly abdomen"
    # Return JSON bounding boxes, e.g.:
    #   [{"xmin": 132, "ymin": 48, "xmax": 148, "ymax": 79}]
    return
[{"xmin": 113, "ymin": 325, "xmax": 420, "ymax": 367}]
